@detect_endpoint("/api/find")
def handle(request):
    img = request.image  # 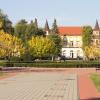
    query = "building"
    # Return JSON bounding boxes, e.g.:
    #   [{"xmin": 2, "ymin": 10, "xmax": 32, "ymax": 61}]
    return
[
  {"xmin": 45, "ymin": 20, "xmax": 100, "ymax": 59},
  {"xmin": 59, "ymin": 27, "xmax": 84, "ymax": 59},
  {"xmin": 92, "ymin": 20, "xmax": 100, "ymax": 48}
]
